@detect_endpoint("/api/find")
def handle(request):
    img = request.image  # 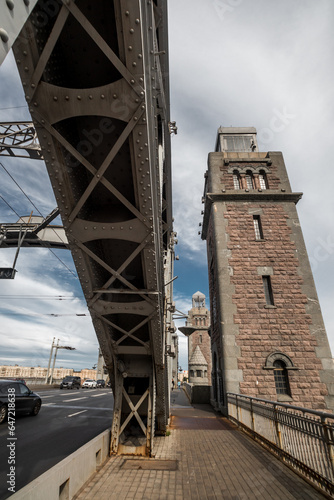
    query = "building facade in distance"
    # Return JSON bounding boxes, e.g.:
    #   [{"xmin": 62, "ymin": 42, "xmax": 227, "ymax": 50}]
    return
[{"xmin": 201, "ymin": 127, "xmax": 334, "ymax": 412}]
